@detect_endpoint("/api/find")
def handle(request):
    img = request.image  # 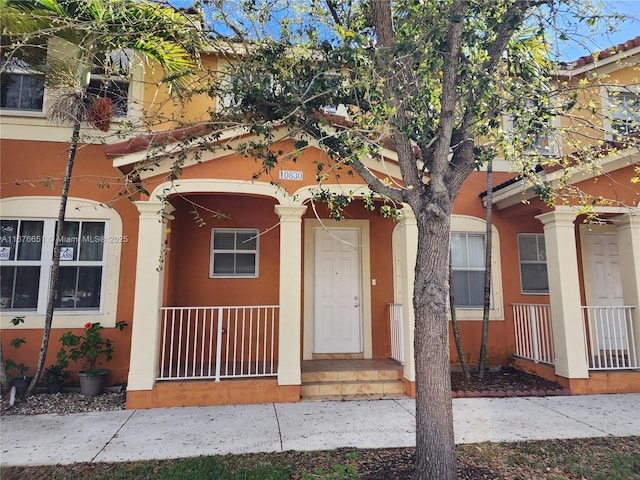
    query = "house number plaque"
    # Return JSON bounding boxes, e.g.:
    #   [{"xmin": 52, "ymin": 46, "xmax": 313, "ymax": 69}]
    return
[{"xmin": 279, "ymin": 170, "xmax": 303, "ymax": 181}]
